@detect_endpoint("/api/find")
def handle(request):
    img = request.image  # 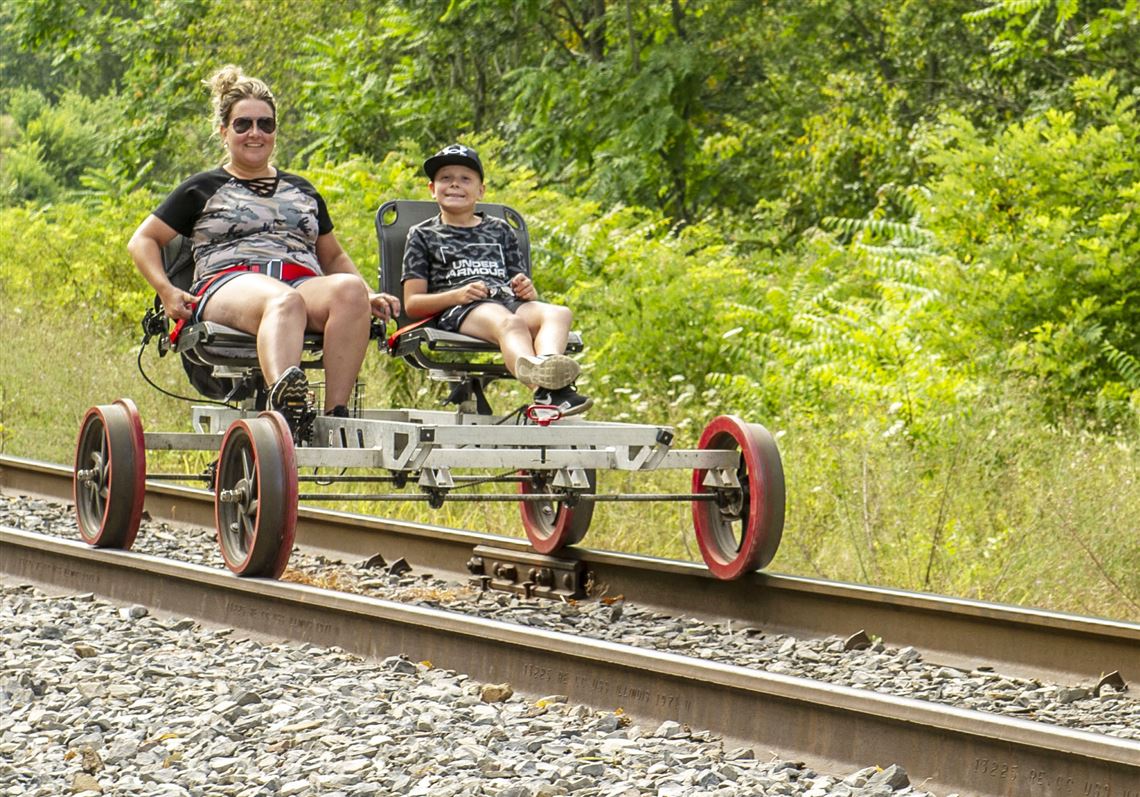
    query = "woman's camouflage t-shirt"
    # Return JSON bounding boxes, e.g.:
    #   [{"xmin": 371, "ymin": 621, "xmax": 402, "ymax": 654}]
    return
[{"xmin": 153, "ymin": 167, "xmax": 333, "ymax": 283}]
